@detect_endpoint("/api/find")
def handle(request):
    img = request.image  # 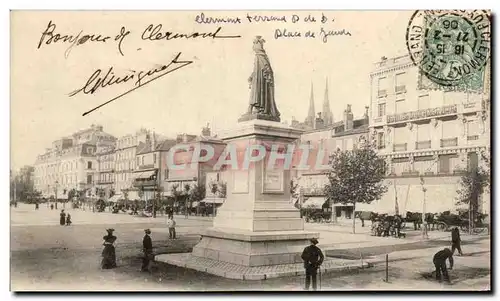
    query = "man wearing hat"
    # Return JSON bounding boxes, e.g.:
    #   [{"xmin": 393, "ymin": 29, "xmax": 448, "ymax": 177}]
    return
[
  {"xmin": 141, "ymin": 229, "xmax": 153, "ymax": 272},
  {"xmin": 301, "ymin": 238, "xmax": 324, "ymax": 290}
]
